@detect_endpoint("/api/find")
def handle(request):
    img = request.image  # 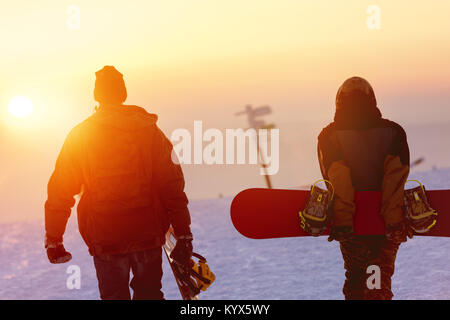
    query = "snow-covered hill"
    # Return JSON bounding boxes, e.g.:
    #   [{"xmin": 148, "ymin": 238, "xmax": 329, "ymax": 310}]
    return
[{"xmin": 1, "ymin": 168, "xmax": 450, "ymax": 300}]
